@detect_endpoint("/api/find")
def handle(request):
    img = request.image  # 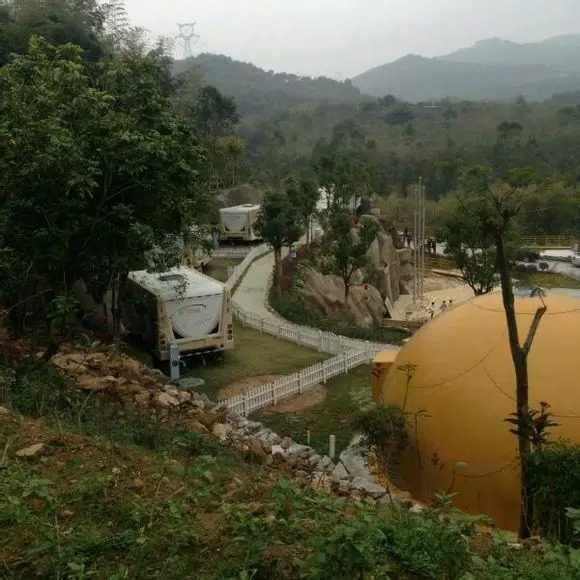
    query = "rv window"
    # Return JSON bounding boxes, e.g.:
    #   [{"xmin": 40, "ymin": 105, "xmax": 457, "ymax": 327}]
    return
[{"xmin": 159, "ymin": 274, "xmax": 185, "ymax": 283}]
